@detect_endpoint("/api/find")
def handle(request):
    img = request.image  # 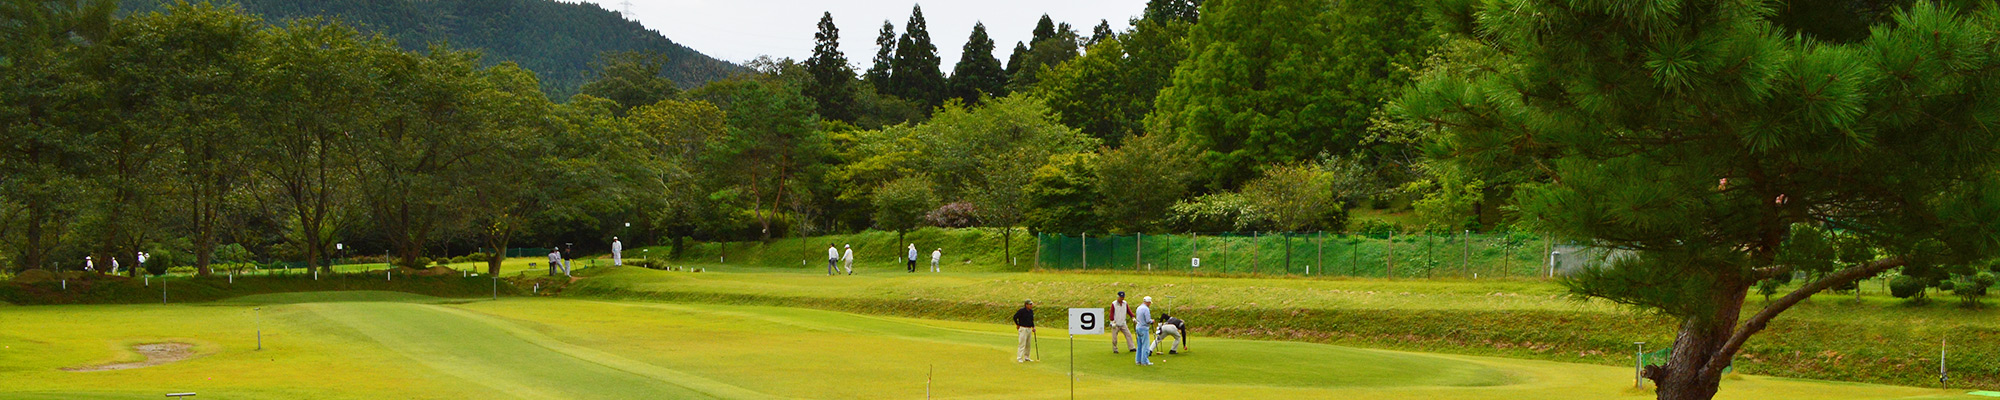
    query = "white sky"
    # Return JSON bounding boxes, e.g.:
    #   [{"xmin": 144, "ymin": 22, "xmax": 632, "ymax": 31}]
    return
[{"xmin": 572, "ymin": 0, "xmax": 1150, "ymax": 71}]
